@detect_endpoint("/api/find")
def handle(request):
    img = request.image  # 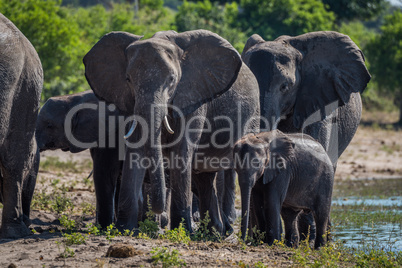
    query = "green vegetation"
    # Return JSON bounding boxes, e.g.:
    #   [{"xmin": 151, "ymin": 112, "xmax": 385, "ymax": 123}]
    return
[
  {"xmin": 150, "ymin": 247, "xmax": 187, "ymax": 267},
  {"xmin": 39, "ymin": 156, "xmax": 89, "ymax": 173},
  {"xmin": 0, "ymin": 0, "xmax": 399, "ymax": 121},
  {"xmin": 160, "ymin": 221, "xmax": 191, "ymax": 244}
]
